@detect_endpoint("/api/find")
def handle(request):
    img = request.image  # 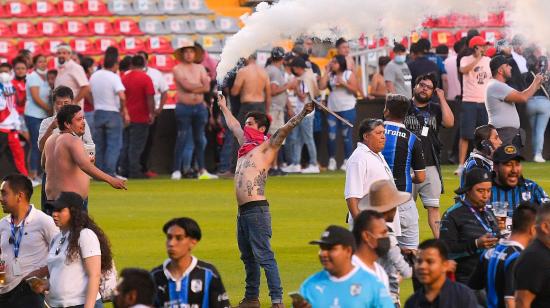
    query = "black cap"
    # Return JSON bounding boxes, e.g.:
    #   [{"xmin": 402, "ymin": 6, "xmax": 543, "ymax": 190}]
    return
[
  {"xmin": 309, "ymin": 225, "xmax": 356, "ymax": 250},
  {"xmin": 290, "ymin": 56, "xmax": 307, "ymax": 69},
  {"xmin": 490, "ymin": 55, "xmax": 510, "ymax": 73},
  {"xmin": 455, "ymin": 168, "xmax": 493, "ymax": 195},
  {"xmin": 493, "ymin": 144, "xmax": 525, "ymax": 164},
  {"xmin": 270, "ymin": 47, "xmax": 285, "ymax": 60},
  {"xmin": 51, "ymin": 192, "xmax": 85, "ymax": 211}
]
